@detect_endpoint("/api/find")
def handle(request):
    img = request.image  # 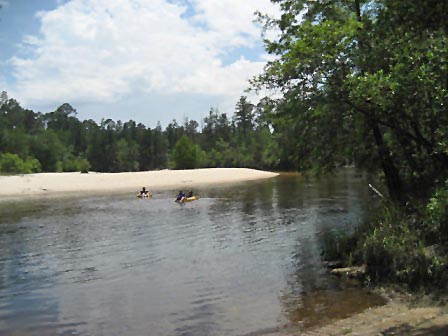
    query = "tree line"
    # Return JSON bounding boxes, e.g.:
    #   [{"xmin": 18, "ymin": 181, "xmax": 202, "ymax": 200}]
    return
[{"xmin": 0, "ymin": 95, "xmax": 279, "ymax": 174}]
